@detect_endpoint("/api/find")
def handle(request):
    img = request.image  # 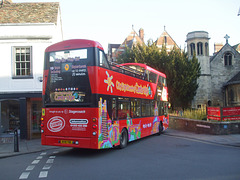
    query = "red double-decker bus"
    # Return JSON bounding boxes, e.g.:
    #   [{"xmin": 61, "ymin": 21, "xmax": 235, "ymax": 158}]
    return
[{"xmin": 41, "ymin": 39, "xmax": 169, "ymax": 149}]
